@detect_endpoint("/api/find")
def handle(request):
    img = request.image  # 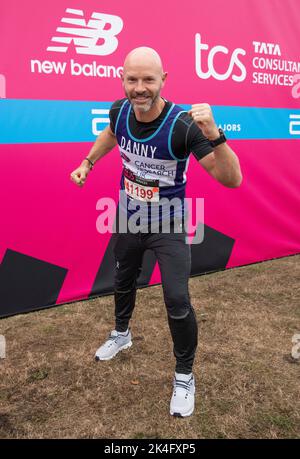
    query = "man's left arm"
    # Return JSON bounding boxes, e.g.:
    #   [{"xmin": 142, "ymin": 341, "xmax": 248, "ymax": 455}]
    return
[{"xmin": 189, "ymin": 104, "xmax": 243, "ymax": 188}]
